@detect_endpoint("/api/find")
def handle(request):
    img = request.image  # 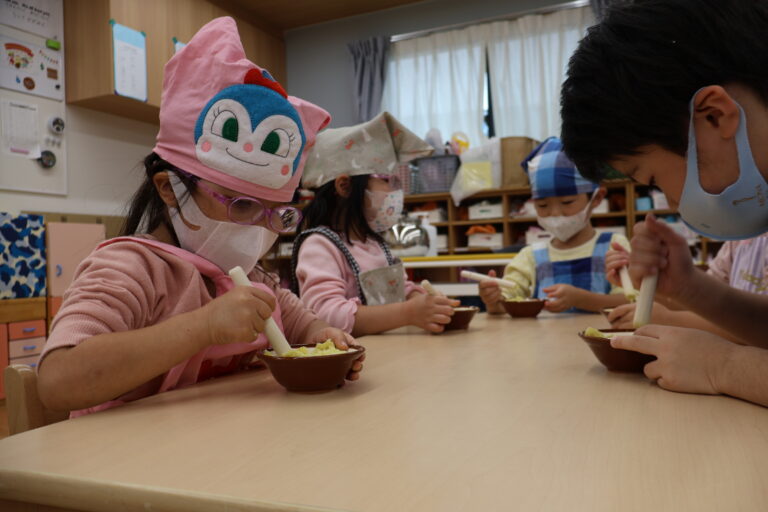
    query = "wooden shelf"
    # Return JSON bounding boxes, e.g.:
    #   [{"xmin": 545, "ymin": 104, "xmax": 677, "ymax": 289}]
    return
[
  {"xmin": 635, "ymin": 209, "xmax": 678, "ymax": 216},
  {"xmin": 452, "ymin": 218, "xmax": 505, "ymax": 226}
]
